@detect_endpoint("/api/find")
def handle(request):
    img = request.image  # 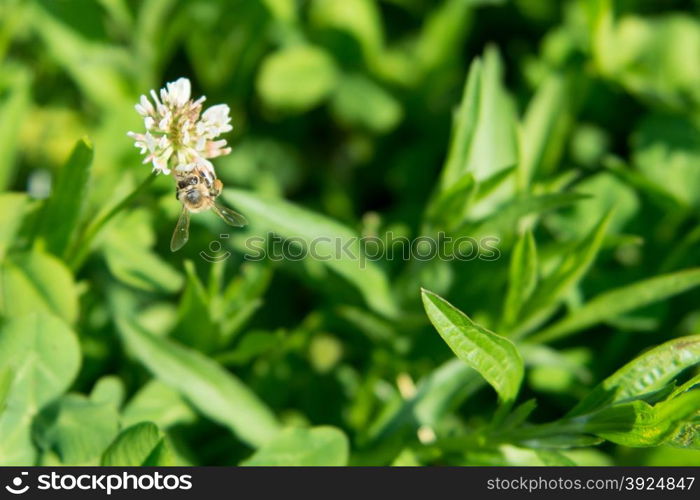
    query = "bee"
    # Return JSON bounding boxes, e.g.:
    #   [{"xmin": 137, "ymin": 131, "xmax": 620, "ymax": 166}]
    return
[{"xmin": 170, "ymin": 166, "xmax": 247, "ymax": 252}]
